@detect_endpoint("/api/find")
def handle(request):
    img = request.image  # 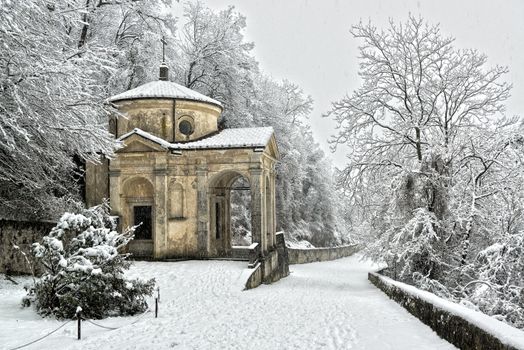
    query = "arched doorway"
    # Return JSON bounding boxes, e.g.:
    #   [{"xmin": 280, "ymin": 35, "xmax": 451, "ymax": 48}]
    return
[{"xmin": 208, "ymin": 171, "xmax": 251, "ymax": 257}]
